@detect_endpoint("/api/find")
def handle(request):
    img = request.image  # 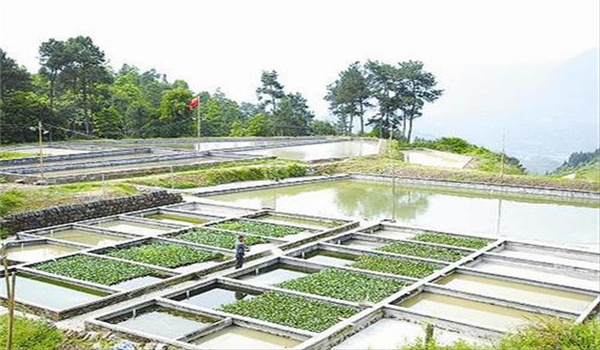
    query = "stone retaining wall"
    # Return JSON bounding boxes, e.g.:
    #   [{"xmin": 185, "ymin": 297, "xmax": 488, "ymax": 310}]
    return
[{"xmin": 0, "ymin": 191, "xmax": 182, "ymax": 233}]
